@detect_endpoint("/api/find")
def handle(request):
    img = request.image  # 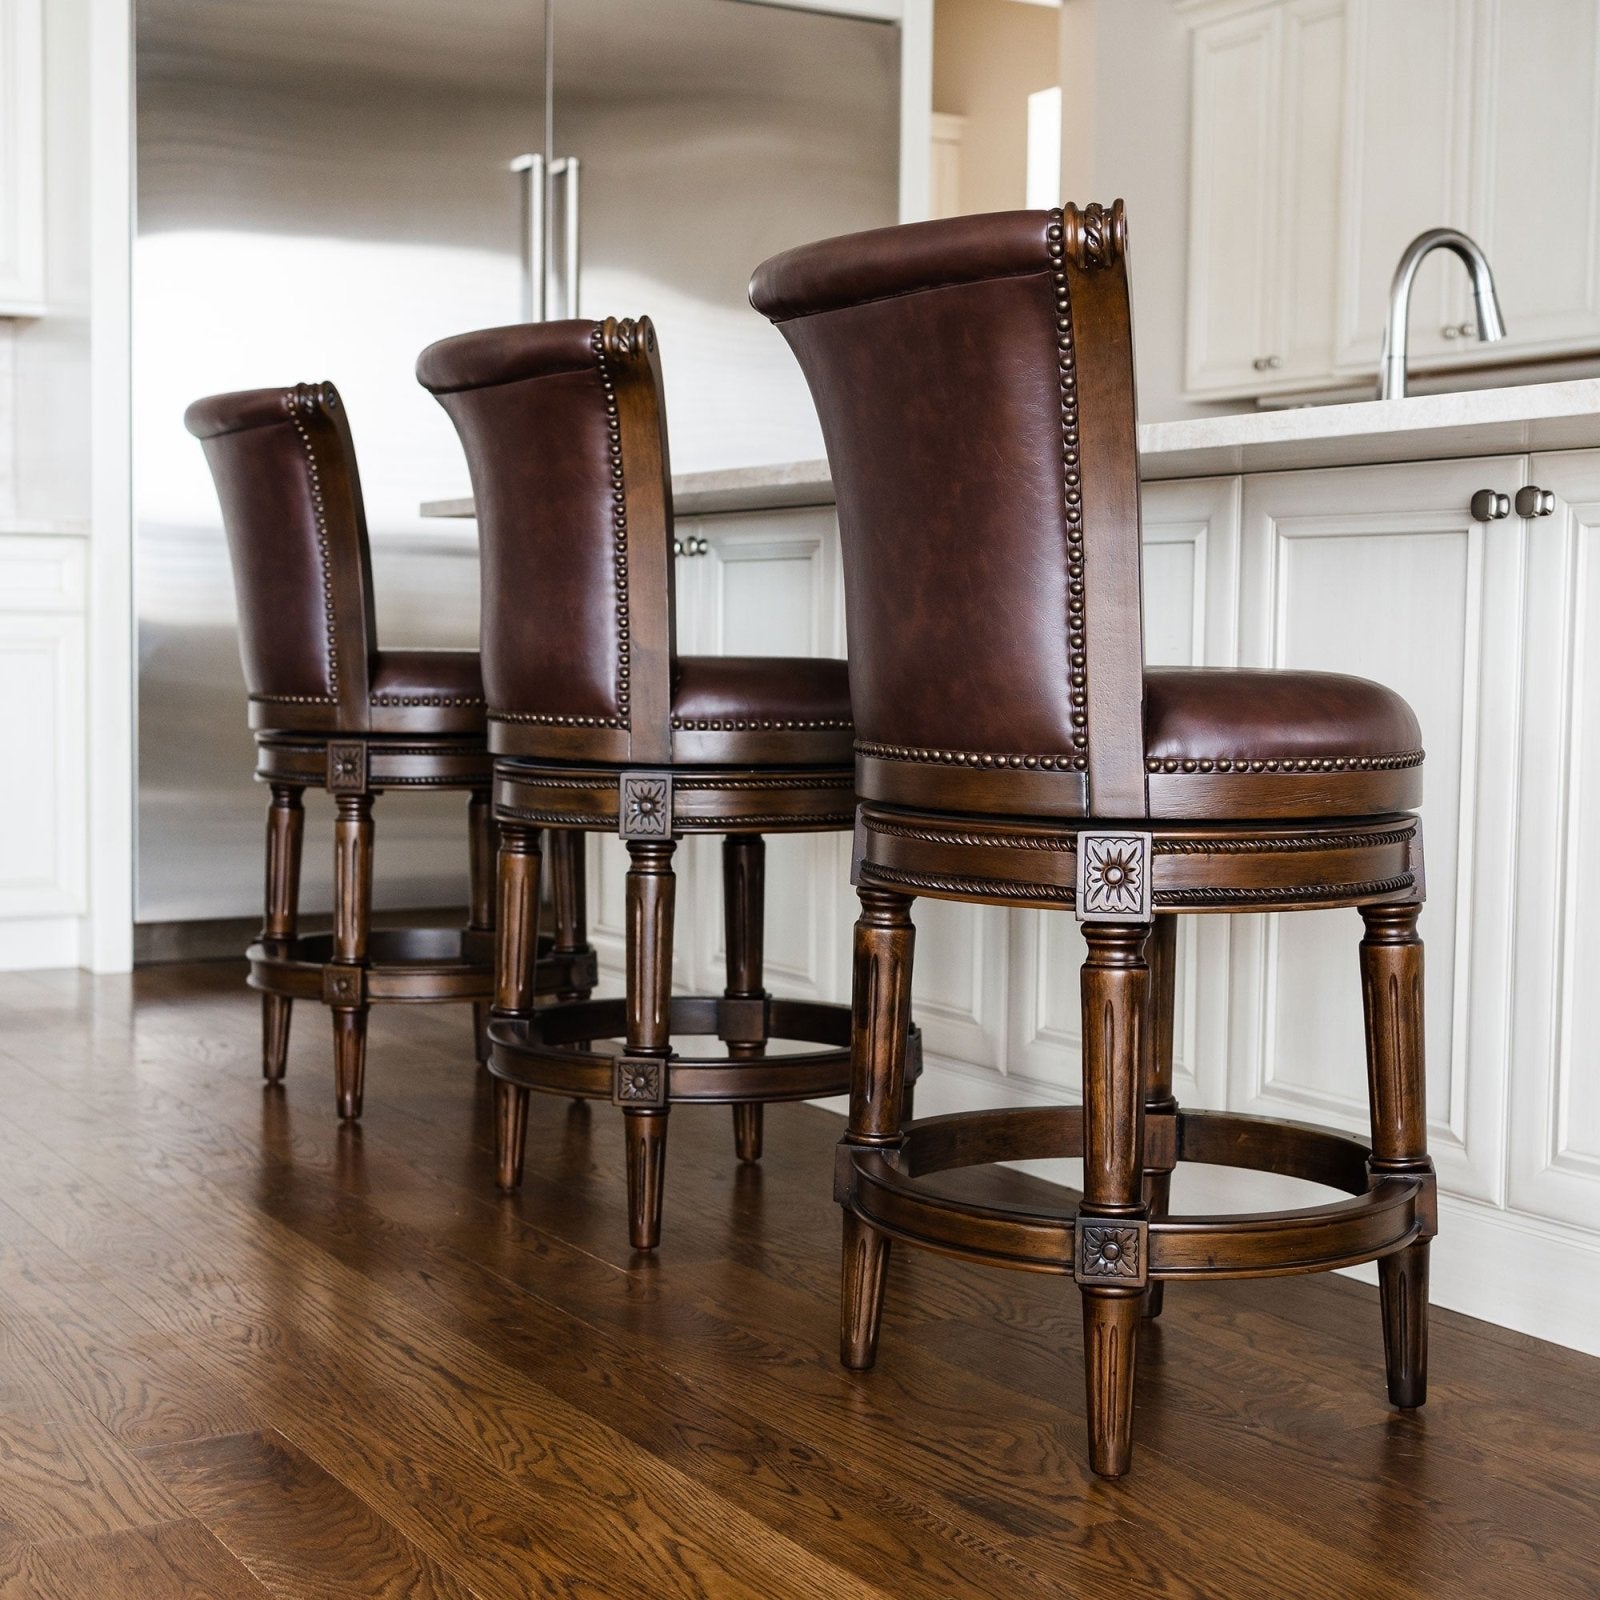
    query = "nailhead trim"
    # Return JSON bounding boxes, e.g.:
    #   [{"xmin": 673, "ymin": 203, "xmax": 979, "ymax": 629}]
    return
[
  {"xmin": 671, "ymin": 717, "xmax": 852, "ymax": 732},
  {"xmin": 370, "ymin": 694, "xmax": 485, "ymax": 708},
  {"xmin": 284, "ymin": 384, "xmax": 340, "ymax": 698},
  {"xmin": 493, "ymin": 710, "xmax": 628, "ymax": 728},
  {"xmin": 1047, "ymin": 208, "xmax": 1090, "ymax": 775},
  {"xmin": 856, "ymin": 739, "xmax": 1079, "ymax": 771},
  {"xmin": 592, "ymin": 323, "xmax": 631, "ymax": 729},
  {"xmin": 251, "ymin": 692, "xmax": 338, "ymax": 706},
  {"xmin": 1145, "ymin": 752, "xmax": 1424, "ymax": 775}
]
